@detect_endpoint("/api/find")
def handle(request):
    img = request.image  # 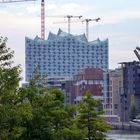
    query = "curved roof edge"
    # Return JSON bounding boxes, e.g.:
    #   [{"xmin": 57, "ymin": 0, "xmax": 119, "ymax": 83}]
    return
[
  {"xmin": 25, "ymin": 29, "xmax": 108, "ymax": 44},
  {"xmin": 75, "ymin": 33, "xmax": 88, "ymax": 42},
  {"xmin": 25, "ymin": 36, "xmax": 43, "ymax": 41},
  {"xmin": 89, "ymin": 38, "xmax": 108, "ymax": 45}
]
